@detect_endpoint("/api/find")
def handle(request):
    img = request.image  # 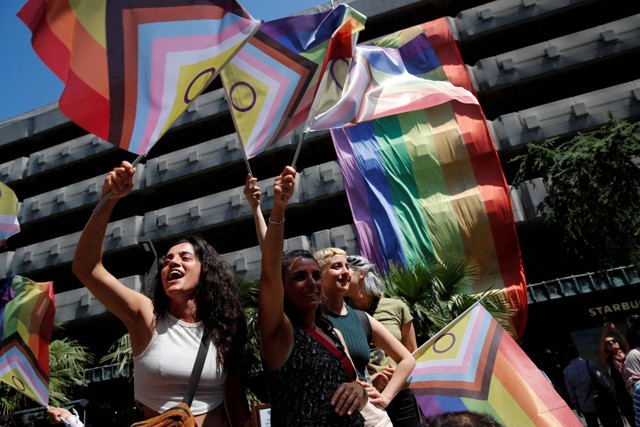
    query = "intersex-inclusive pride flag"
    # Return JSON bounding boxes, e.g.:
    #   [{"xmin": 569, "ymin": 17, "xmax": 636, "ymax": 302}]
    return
[
  {"xmin": 221, "ymin": 4, "xmax": 365, "ymax": 159},
  {"xmin": 0, "ymin": 275, "xmax": 55, "ymax": 406},
  {"xmin": 307, "ymin": 25, "xmax": 478, "ymax": 131},
  {"xmin": 18, "ymin": 0, "xmax": 261, "ymax": 155},
  {"xmin": 0, "ymin": 182, "xmax": 20, "ymax": 245},
  {"xmin": 330, "ymin": 18, "xmax": 527, "ymax": 335},
  {"xmin": 409, "ymin": 304, "xmax": 580, "ymax": 426}
]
